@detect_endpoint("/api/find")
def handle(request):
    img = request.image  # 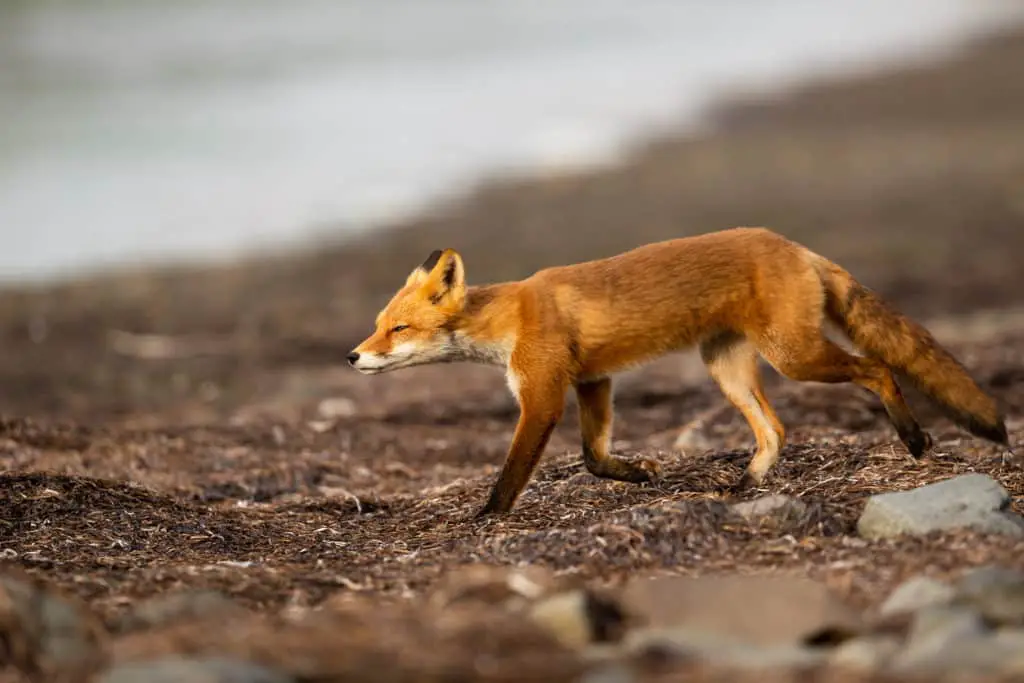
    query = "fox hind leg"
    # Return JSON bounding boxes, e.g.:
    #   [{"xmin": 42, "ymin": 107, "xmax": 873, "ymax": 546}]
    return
[
  {"xmin": 757, "ymin": 333, "xmax": 932, "ymax": 458},
  {"xmin": 700, "ymin": 333, "xmax": 786, "ymax": 488},
  {"xmin": 576, "ymin": 377, "xmax": 660, "ymax": 483}
]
